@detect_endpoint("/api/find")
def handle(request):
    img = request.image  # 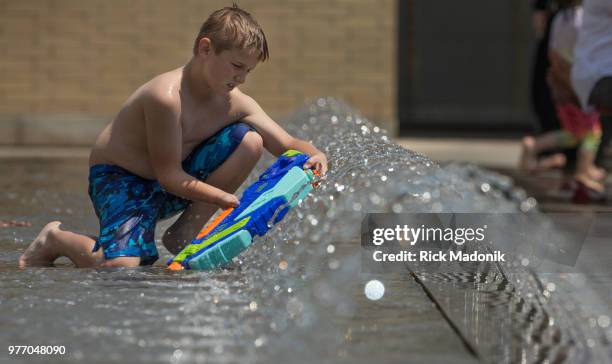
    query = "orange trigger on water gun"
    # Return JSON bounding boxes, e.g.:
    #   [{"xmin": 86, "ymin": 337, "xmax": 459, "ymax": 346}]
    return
[{"xmin": 196, "ymin": 207, "xmax": 234, "ymax": 240}]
